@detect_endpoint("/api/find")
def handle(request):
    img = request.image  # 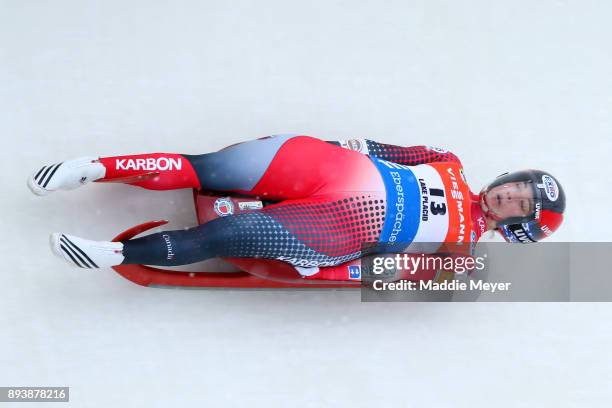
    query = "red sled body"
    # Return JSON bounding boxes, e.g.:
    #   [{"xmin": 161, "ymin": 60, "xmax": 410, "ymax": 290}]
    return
[{"xmin": 111, "ymin": 190, "xmax": 367, "ymax": 288}]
